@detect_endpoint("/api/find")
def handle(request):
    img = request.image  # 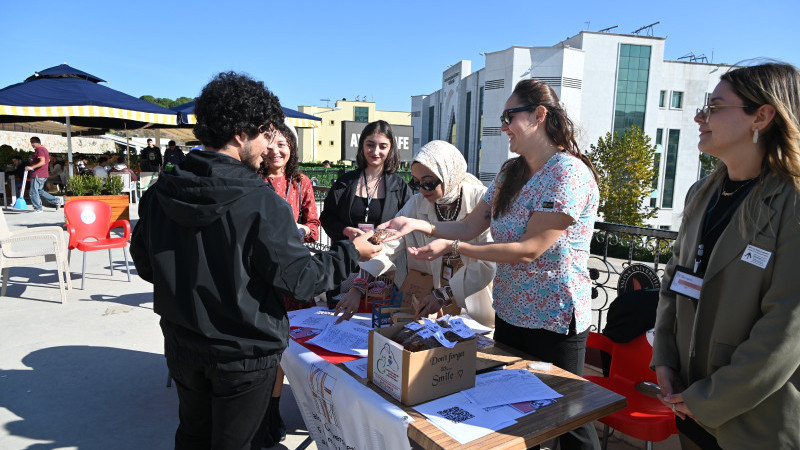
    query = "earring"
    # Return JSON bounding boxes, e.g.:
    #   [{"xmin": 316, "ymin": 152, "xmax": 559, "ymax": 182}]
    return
[{"xmin": 753, "ymin": 128, "xmax": 759, "ymax": 144}]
